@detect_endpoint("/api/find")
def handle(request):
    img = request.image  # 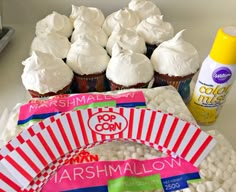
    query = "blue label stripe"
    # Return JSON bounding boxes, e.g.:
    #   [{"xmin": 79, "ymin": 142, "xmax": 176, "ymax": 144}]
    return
[
  {"xmin": 161, "ymin": 172, "xmax": 201, "ymax": 192},
  {"xmin": 116, "ymin": 102, "xmax": 146, "ymax": 108},
  {"xmin": 62, "ymin": 185, "xmax": 108, "ymax": 192},
  {"xmin": 17, "ymin": 112, "xmax": 60, "ymax": 125}
]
